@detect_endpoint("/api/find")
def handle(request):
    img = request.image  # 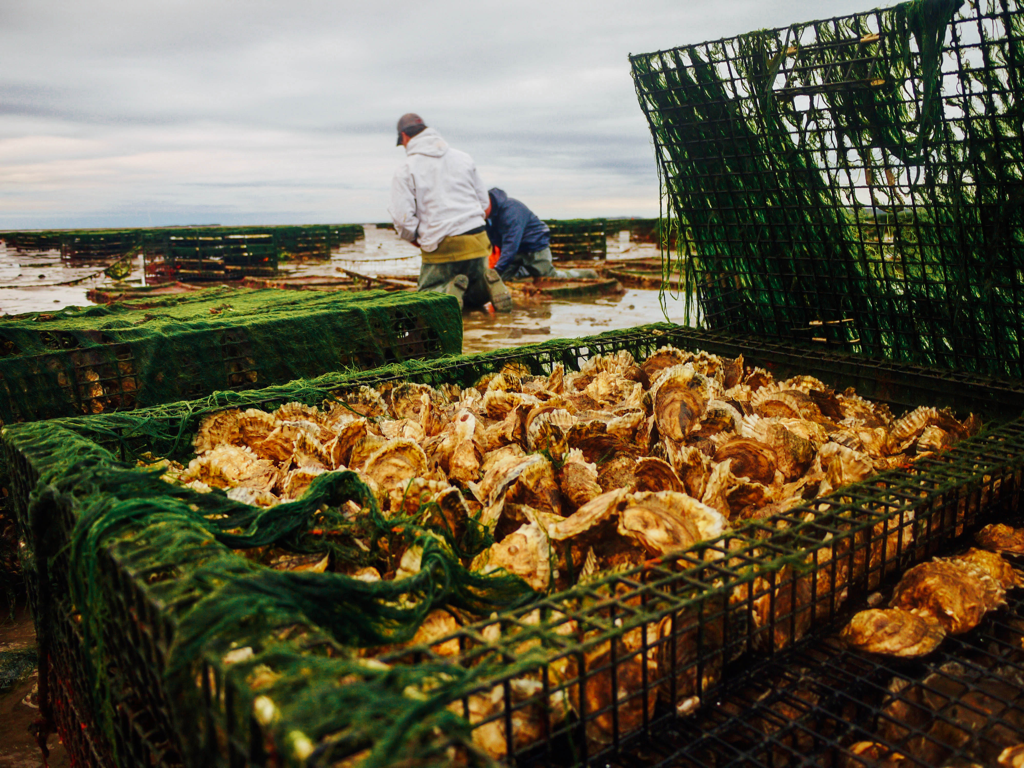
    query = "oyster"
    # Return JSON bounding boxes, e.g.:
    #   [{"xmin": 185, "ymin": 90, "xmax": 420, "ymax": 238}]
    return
[
  {"xmin": 226, "ymin": 485, "xmax": 279, "ymax": 508},
  {"xmin": 404, "ymin": 608, "xmax": 463, "ymax": 657},
  {"xmin": 471, "ymin": 521, "xmax": 551, "ymax": 592},
  {"xmin": 184, "ymin": 444, "xmax": 278, "ymax": 492},
  {"xmin": 362, "ymin": 438, "xmax": 428, "ymax": 514},
  {"xmin": 237, "ymin": 408, "xmax": 278, "ymax": 445},
  {"xmin": 889, "ymin": 560, "xmax": 1002, "ymax": 635},
  {"xmin": 566, "ymin": 419, "xmax": 627, "ymax": 464},
  {"xmin": 596, "ymin": 453, "xmax": 638, "ymax": 494},
  {"xmin": 617, "ymin": 491, "xmax": 727, "ymax": 558},
  {"xmin": 456, "ymin": 666, "xmax": 572, "ymax": 760},
  {"xmin": 558, "ymin": 448, "xmax": 603, "ymax": 510},
  {"xmin": 1001, "ymin": 745, "xmax": 1024, "ymax": 768},
  {"xmin": 887, "ymin": 406, "xmax": 969, "ymax": 455},
  {"xmin": 840, "ymin": 607, "xmax": 946, "ymax": 657},
  {"xmin": 547, "ymin": 489, "xmax": 646, "ymax": 579},
  {"xmin": 712, "ymin": 437, "xmax": 778, "ymax": 485},
  {"xmin": 641, "ymin": 345, "xmax": 687, "ymax": 383},
  {"xmin": 664, "ymin": 442, "xmax": 711, "ymax": 499},
  {"xmin": 951, "ymin": 547, "xmax": 1022, "ymax": 590},
  {"xmin": 577, "ymin": 623, "xmax": 659, "ymax": 747},
  {"xmin": 584, "ymin": 370, "xmax": 641, "ymax": 409},
  {"xmin": 976, "ymin": 523, "xmax": 1024, "ymax": 555},
  {"xmin": 815, "ymin": 443, "xmax": 874, "ymax": 493},
  {"xmin": 633, "ymin": 457, "xmax": 684, "ymax": 494},
  {"xmin": 194, "ymin": 409, "xmax": 242, "ymax": 454},
  {"xmin": 344, "ymin": 385, "xmax": 387, "ymax": 418},
  {"xmin": 654, "ymin": 599, "xmax": 727, "ymax": 712},
  {"xmin": 693, "ymin": 399, "xmax": 743, "ymax": 441},
  {"xmin": 651, "ymin": 364, "xmax": 713, "ymax": 442},
  {"xmin": 525, "ymin": 406, "xmax": 575, "ymax": 457},
  {"xmin": 280, "ymin": 465, "xmax": 328, "ymax": 500},
  {"xmin": 419, "ymin": 485, "xmax": 471, "ymax": 542},
  {"xmin": 433, "ymin": 408, "xmax": 482, "ymax": 485},
  {"xmin": 274, "ymin": 401, "xmax": 322, "ymax": 424}
]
